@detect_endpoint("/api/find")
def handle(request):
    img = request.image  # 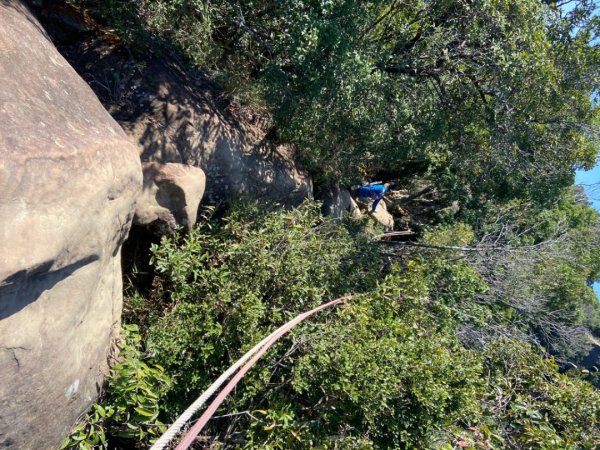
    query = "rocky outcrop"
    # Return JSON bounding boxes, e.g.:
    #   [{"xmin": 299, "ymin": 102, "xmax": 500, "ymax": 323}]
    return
[
  {"xmin": 34, "ymin": 12, "xmax": 312, "ymax": 206},
  {"xmin": 124, "ymin": 83, "xmax": 312, "ymax": 205},
  {"xmin": 135, "ymin": 162, "xmax": 206, "ymax": 234},
  {"xmin": 0, "ymin": 2, "xmax": 142, "ymax": 448},
  {"xmin": 321, "ymin": 186, "xmax": 361, "ymax": 219},
  {"xmin": 354, "ymin": 197, "xmax": 395, "ymax": 230}
]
